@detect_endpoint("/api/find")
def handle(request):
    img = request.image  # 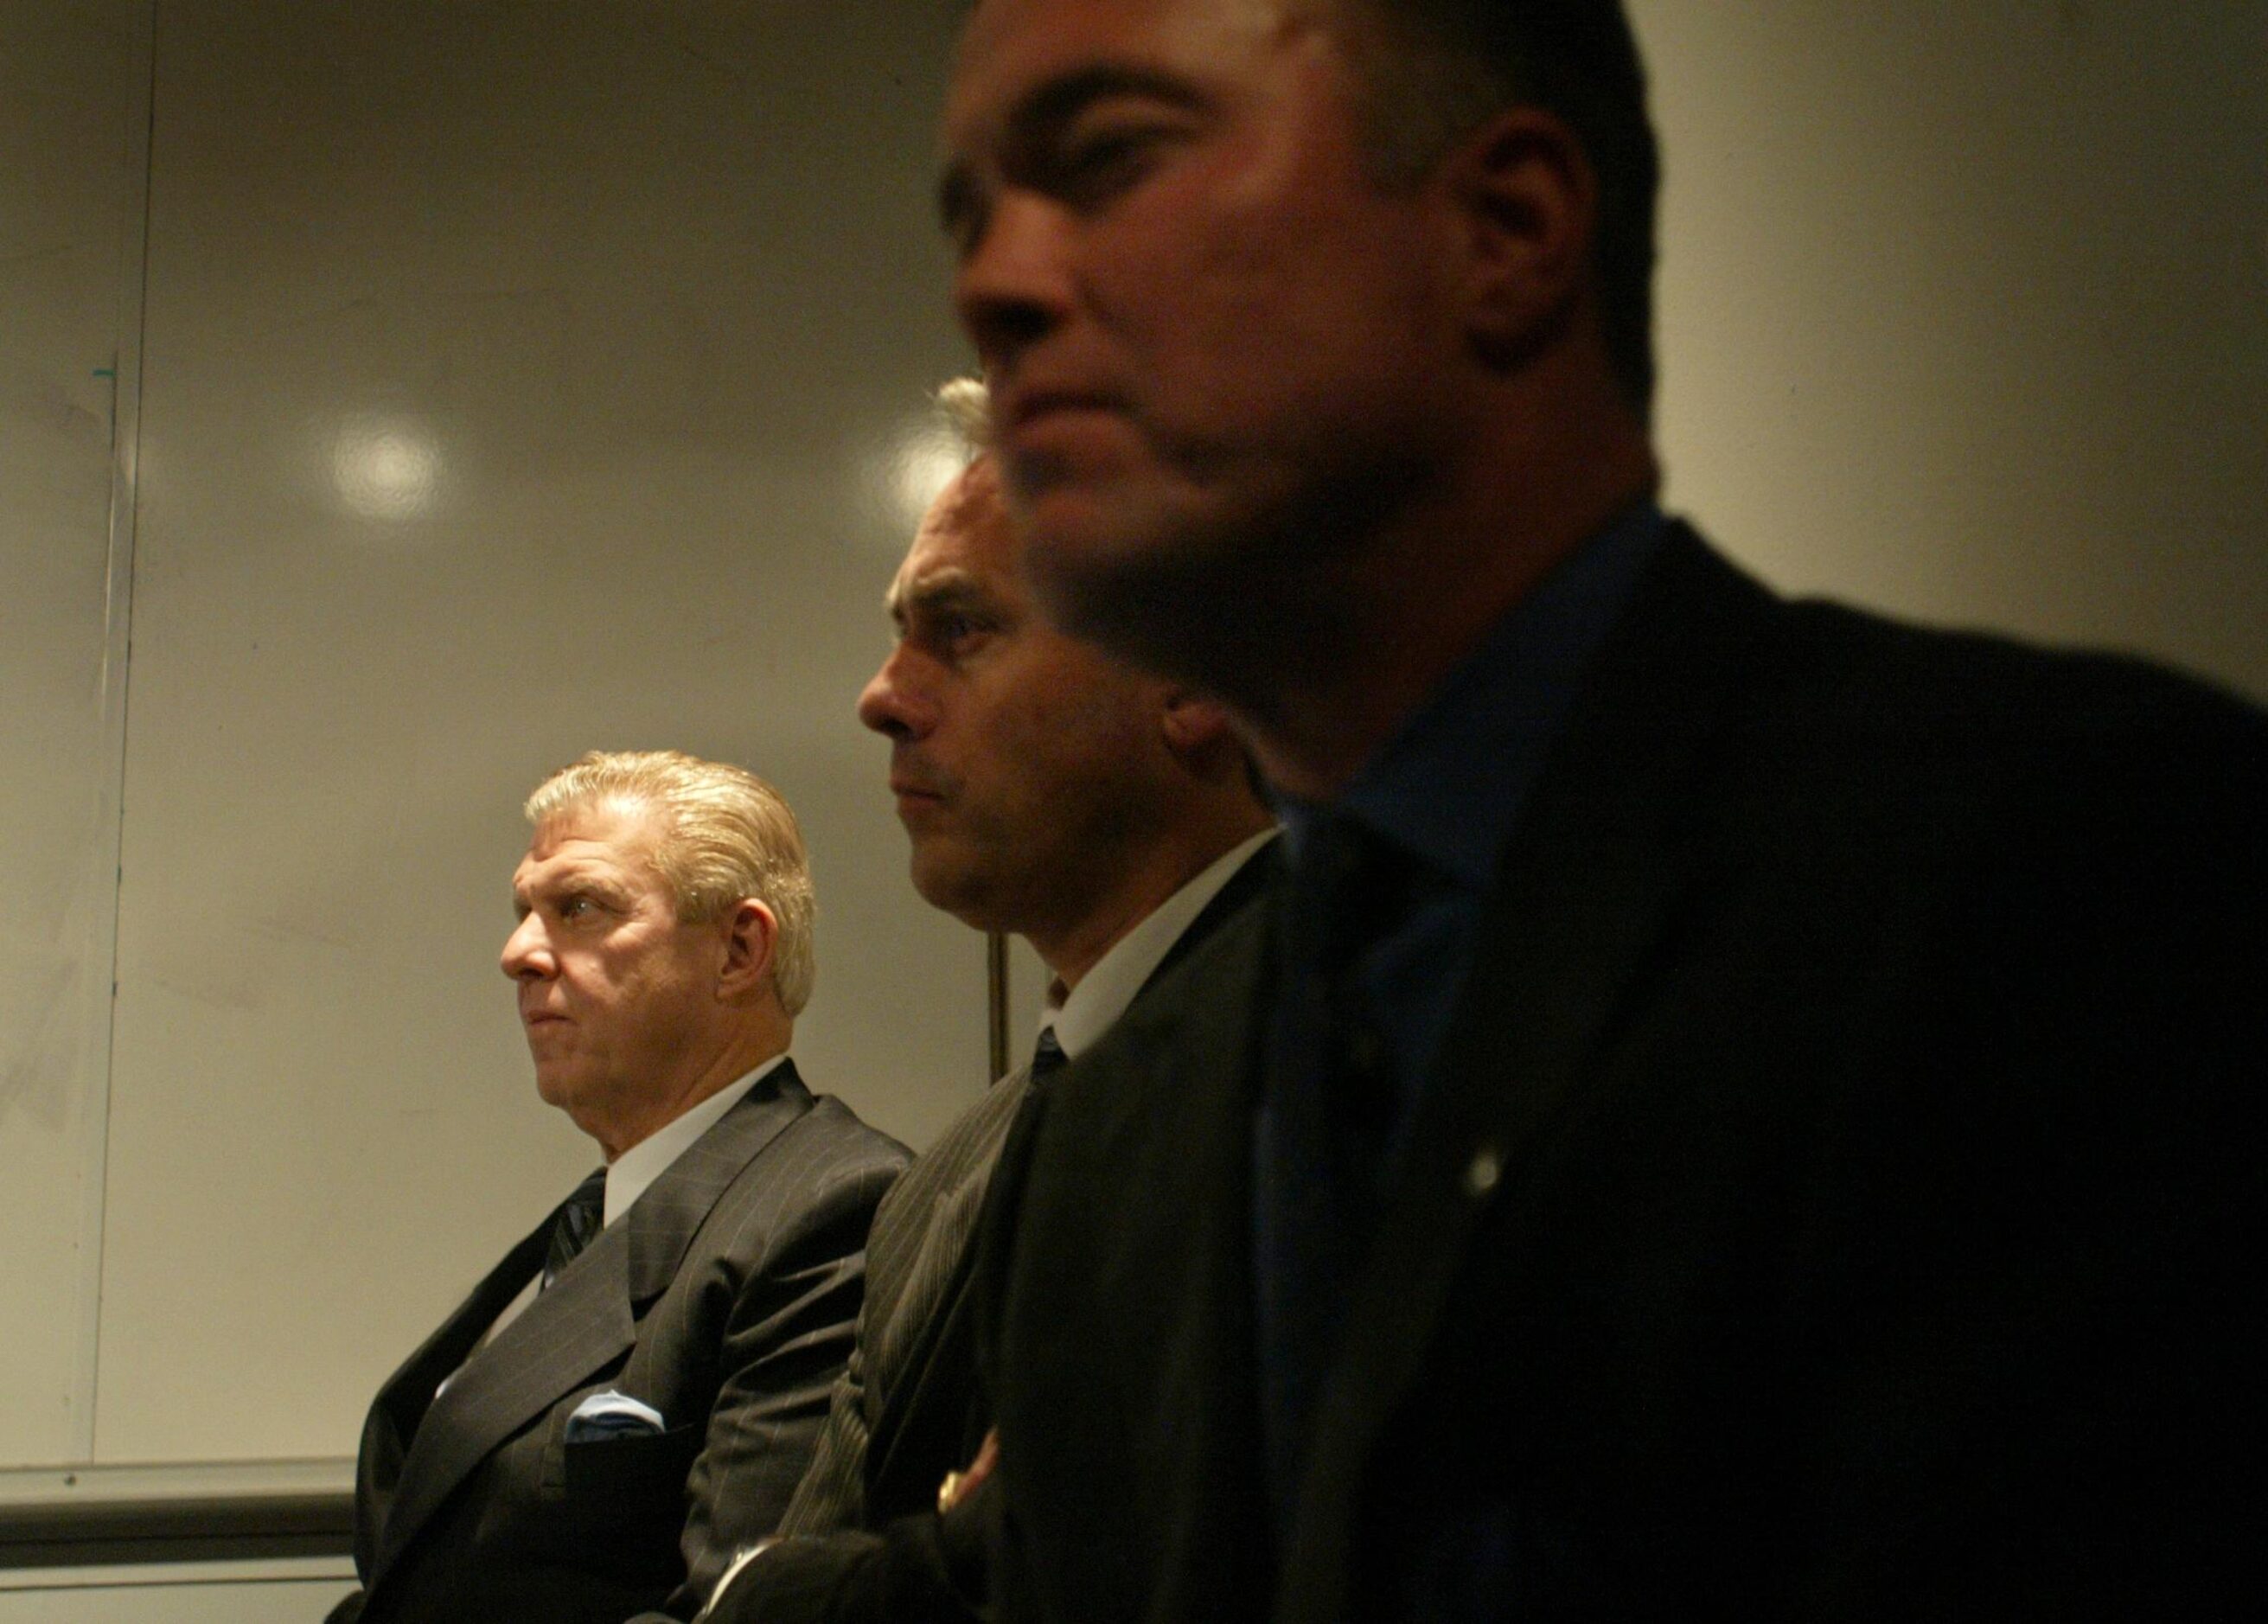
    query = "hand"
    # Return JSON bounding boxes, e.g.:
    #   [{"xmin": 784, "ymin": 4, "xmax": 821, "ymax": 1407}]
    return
[{"xmin": 935, "ymin": 1428, "xmax": 1000, "ymax": 1513}]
